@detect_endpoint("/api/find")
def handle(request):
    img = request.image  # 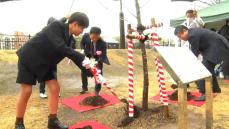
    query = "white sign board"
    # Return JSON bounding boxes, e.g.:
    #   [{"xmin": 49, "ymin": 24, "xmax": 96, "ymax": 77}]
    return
[{"xmin": 153, "ymin": 46, "xmax": 211, "ymax": 84}]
